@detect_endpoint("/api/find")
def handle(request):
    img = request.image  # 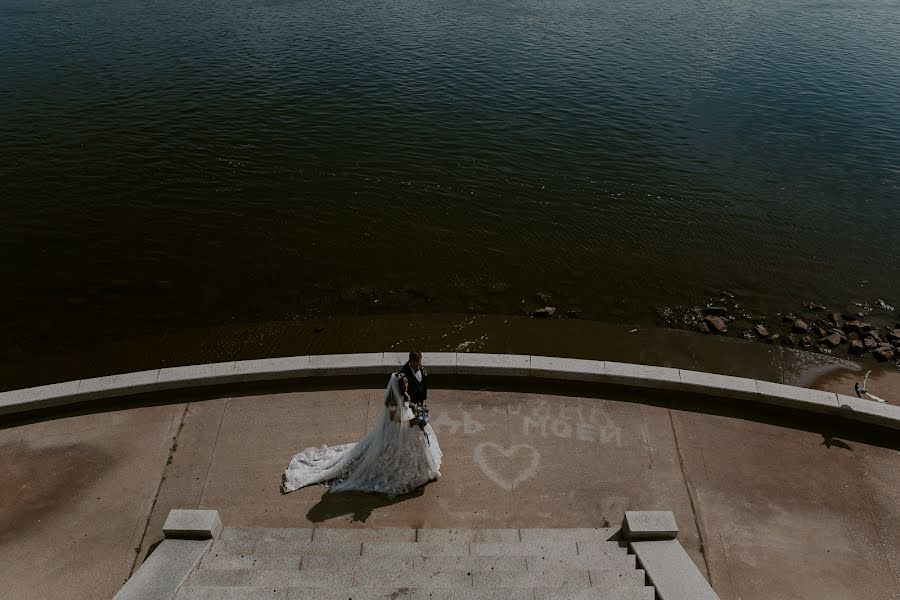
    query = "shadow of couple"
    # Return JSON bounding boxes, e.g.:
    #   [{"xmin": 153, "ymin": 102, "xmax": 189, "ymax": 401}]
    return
[{"xmin": 305, "ymin": 485, "xmax": 427, "ymax": 523}]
